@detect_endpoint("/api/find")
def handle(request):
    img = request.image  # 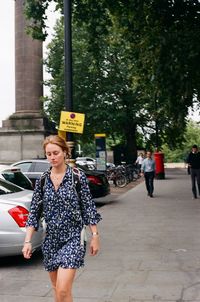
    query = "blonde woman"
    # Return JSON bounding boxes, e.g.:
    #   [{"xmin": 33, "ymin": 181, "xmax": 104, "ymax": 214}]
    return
[{"xmin": 22, "ymin": 135, "xmax": 101, "ymax": 302}]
